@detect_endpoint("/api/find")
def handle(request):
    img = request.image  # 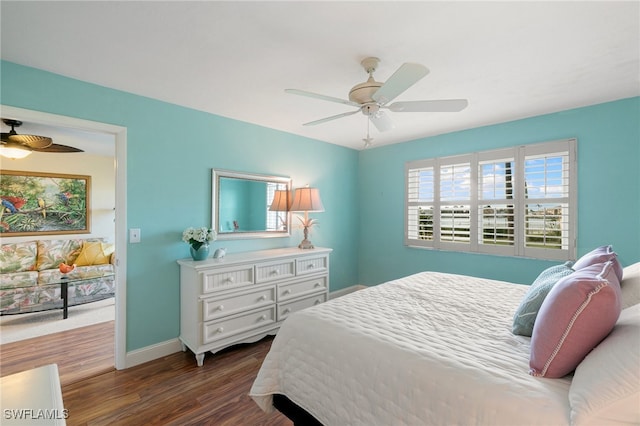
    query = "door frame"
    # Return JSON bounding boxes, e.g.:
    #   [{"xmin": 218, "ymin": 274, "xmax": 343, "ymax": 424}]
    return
[{"xmin": 2, "ymin": 105, "xmax": 128, "ymax": 369}]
